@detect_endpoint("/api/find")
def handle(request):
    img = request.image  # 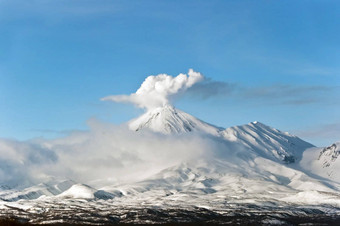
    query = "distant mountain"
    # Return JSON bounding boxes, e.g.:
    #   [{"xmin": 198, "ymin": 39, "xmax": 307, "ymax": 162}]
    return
[
  {"xmin": 0, "ymin": 179, "xmax": 75, "ymax": 201},
  {"xmin": 57, "ymin": 184, "xmax": 119, "ymax": 200}
]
